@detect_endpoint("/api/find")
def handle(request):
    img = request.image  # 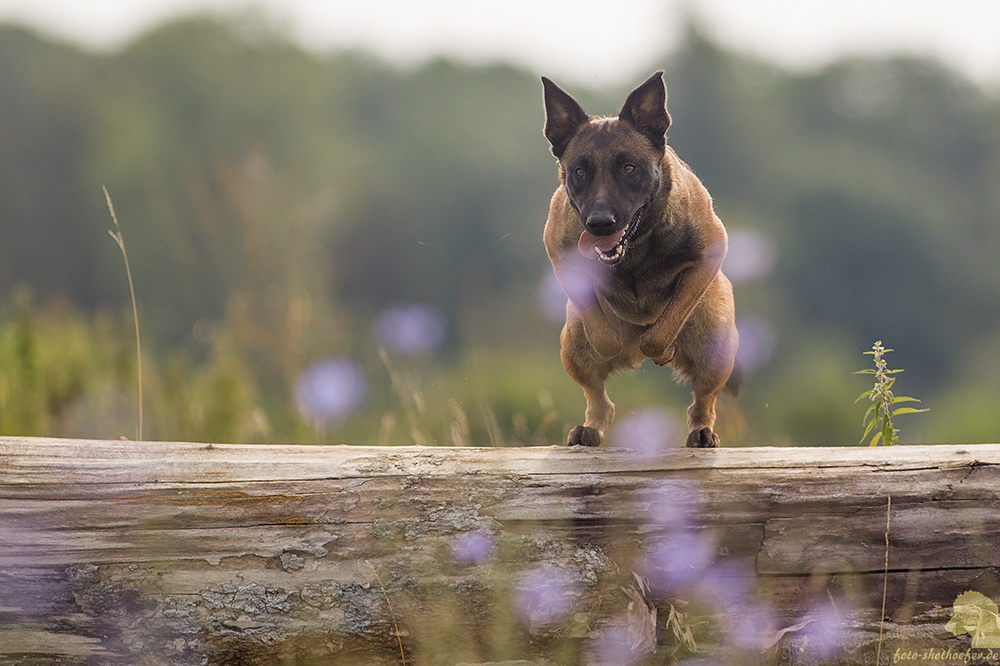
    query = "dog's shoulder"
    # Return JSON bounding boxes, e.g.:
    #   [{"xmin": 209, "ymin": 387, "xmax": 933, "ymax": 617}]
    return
[
  {"xmin": 661, "ymin": 145, "xmax": 723, "ymax": 238},
  {"xmin": 661, "ymin": 145, "xmax": 706, "ymax": 205},
  {"xmin": 664, "ymin": 145, "xmax": 695, "ymax": 175},
  {"xmin": 641, "ymin": 146, "xmax": 726, "ymax": 270},
  {"xmin": 543, "ymin": 184, "xmax": 581, "ymax": 257}
]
